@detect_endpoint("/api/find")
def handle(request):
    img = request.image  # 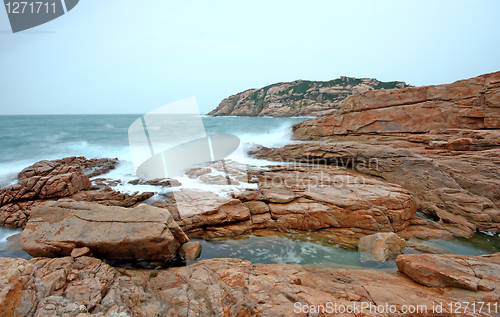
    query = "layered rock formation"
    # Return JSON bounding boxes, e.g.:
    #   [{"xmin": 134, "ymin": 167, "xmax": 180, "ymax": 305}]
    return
[
  {"xmin": 0, "ymin": 157, "xmax": 158, "ymax": 229},
  {"xmin": 1, "ymin": 253, "xmax": 499, "ymax": 316},
  {"xmin": 293, "ymin": 71, "xmax": 500, "ymax": 139},
  {"xmin": 208, "ymin": 76, "xmax": 408, "ymax": 117},
  {"xmin": 396, "ymin": 253, "xmax": 500, "ymax": 292},
  {"xmin": 250, "ymin": 72, "xmax": 500, "ymax": 238},
  {"xmin": 173, "ymin": 164, "xmax": 417, "ymax": 242},
  {"xmin": 251, "ymin": 143, "xmax": 500, "ymax": 237}
]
